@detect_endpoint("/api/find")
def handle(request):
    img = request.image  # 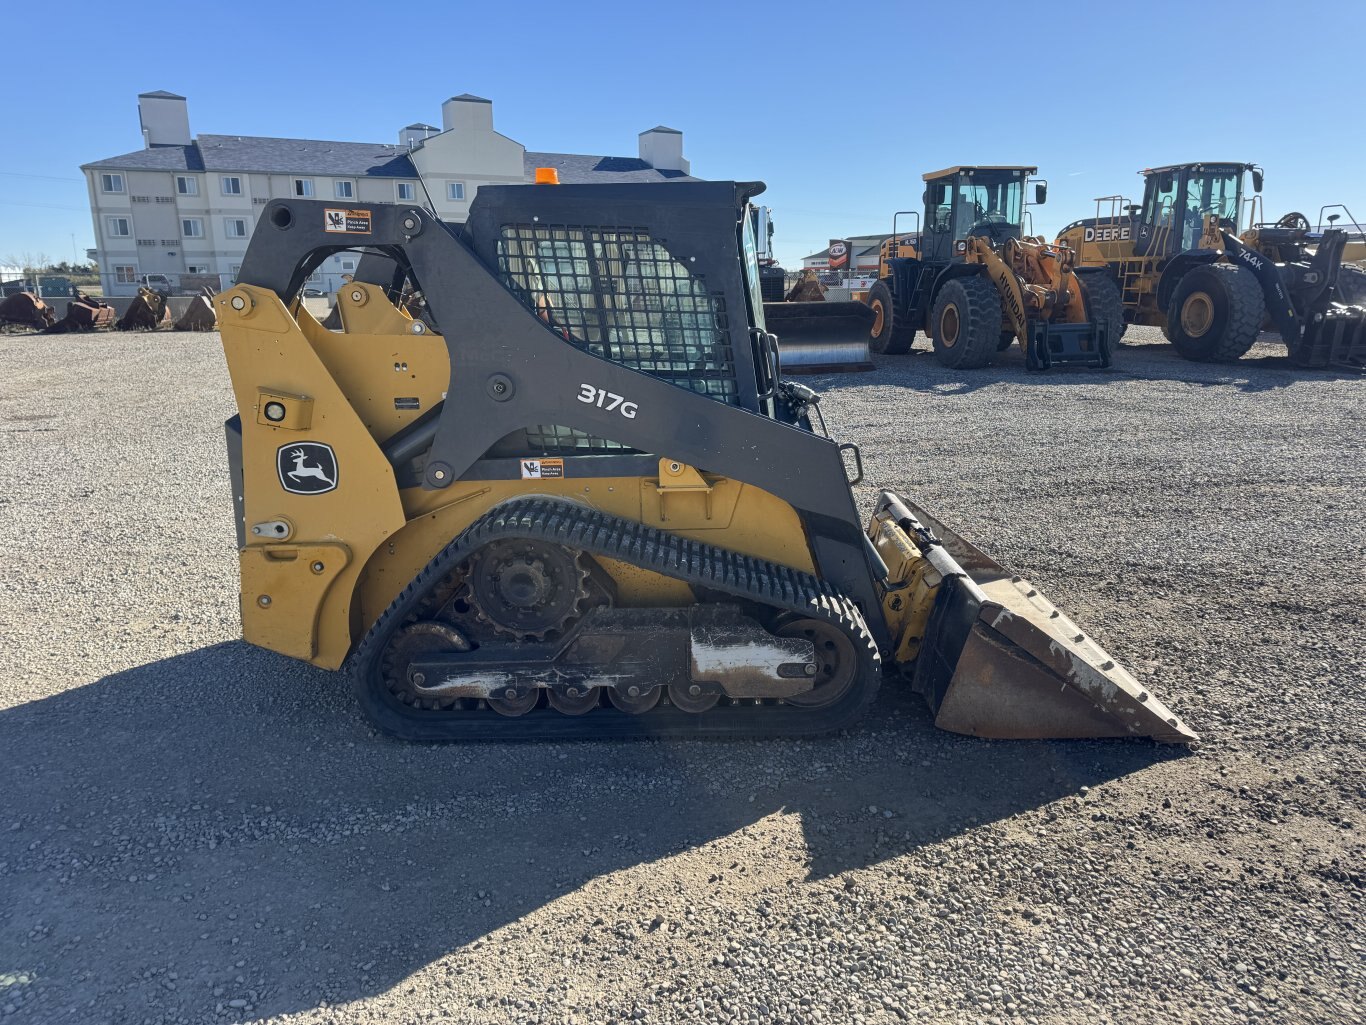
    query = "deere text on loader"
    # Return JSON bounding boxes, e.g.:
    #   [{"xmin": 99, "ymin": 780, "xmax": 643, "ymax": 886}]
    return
[
  {"xmin": 215, "ymin": 179, "xmax": 1194, "ymax": 743},
  {"xmin": 1057, "ymin": 162, "xmax": 1366, "ymax": 369},
  {"xmin": 864, "ymin": 166, "xmax": 1122, "ymax": 370}
]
